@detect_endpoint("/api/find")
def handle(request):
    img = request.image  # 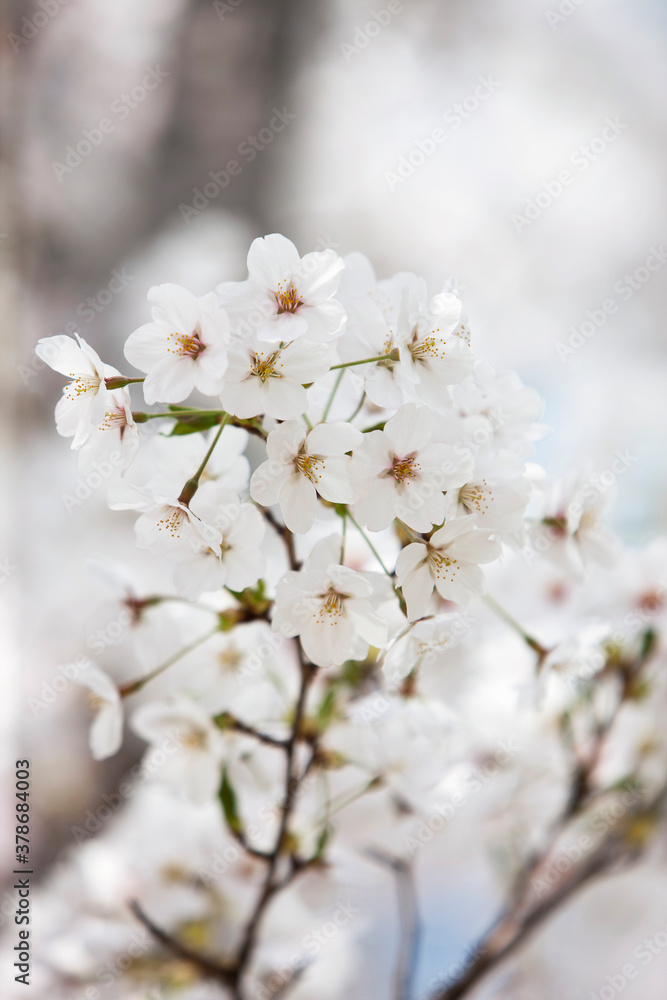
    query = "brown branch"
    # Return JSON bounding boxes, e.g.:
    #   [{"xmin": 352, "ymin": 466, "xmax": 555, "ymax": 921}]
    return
[
  {"xmin": 263, "ymin": 507, "xmax": 300, "ymax": 570},
  {"xmin": 428, "ymin": 783, "xmax": 667, "ymax": 1000},
  {"xmin": 231, "ymin": 642, "xmax": 317, "ymax": 996},
  {"xmin": 366, "ymin": 849, "xmax": 421, "ymax": 1000},
  {"xmin": 213, "ymin": 711, "xmax": 289, "ymax": 751},
  {"xmin": 129, "ymin": 899, "xmax": 236, "ymax": 988}
]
